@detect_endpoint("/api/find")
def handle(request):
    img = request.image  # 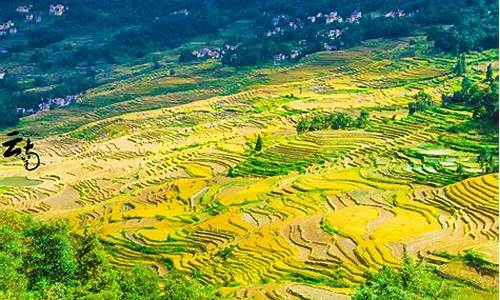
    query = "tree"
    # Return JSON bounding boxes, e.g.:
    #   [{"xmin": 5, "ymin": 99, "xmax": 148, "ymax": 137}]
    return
[
  {"xmin": 163, "ymin": 271, "xmax": 217, "ymax": 300},
  {"xmin": 456, "ymin": 163, "xmax": 465, "ymax": 177},
  {"xmin": 179, "ymin": 49, "xmax": 196, "ymax": 63},
  {"xmin": 254, "ymin": 134, "xmax": 263, "ymax": 152},
  {"xmin": 463, "ymin": 249, "xmax": 489, "ymax": 269},
  {"xmin": 353, "ymin": 254, "xmax": 454, "ymax": 300},
  {"xmin": 486, "ymin": 64, "xmax": 494, "ymax": 83},
  {"xmin": 357, "ymin": 110, "xmax": 369, "ymax": 128},
  {"xmin": 408, "ymin": 91, "xmax": 434, "ymax": 114},
  {"xmin": 454, "ymin": 54, "xmax": 466, "ymax": 76},
  {"xmin": 120, "ymin": 265, "xmax": 161, "ymax": 300},
  {"xmin": 0, "ymin": 218, "xmax": 29, "ymax": 298},
  {"xmin": 73, "ymin": 230, "xmax": 122, "ymax": 299},
  {"xmin": 477, "ymin": 149, "xmax": 497, "ymax": 174},
  {"xmin": 297, "ymin": 119, "xmax": 309, "ymax": 134},
  {"xmin": 23, "ymin": 220, "xmax": 77, "ymax": 289}
]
